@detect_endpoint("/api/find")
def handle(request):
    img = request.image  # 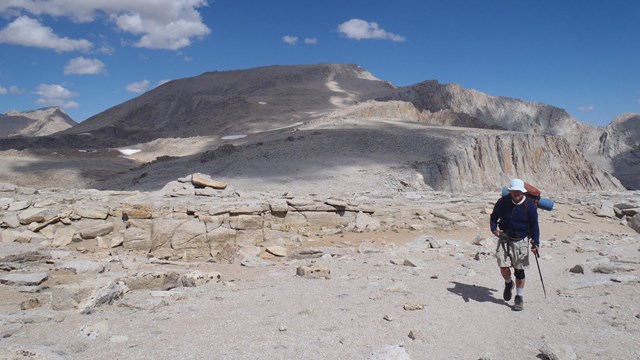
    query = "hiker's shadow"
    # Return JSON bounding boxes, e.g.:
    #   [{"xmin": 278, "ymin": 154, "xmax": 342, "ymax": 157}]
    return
[{"xmin": 447, "ymin": 281, "xmax": 504, "ymax": 305}]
